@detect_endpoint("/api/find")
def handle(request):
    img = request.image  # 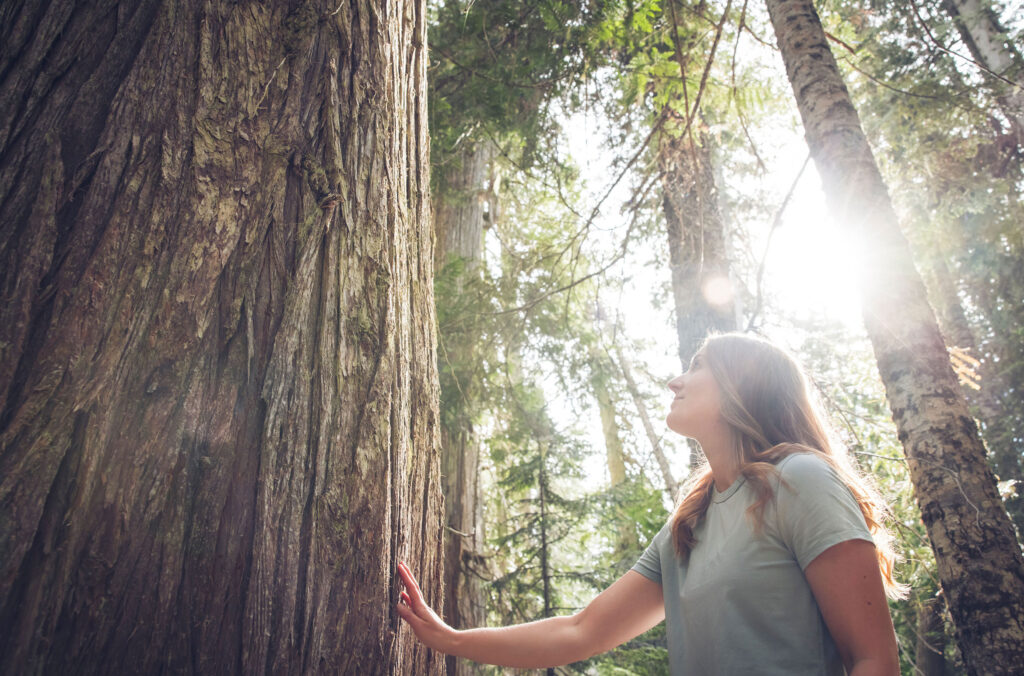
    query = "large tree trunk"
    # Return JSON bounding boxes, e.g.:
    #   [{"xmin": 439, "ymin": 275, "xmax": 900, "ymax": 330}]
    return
[
  {"xmin": 764, "ymin": 1, "xmax": 1024, "ymax": 672},
  {"xmin": 433, "ymin": 140, "xmax": 493, "ymax": 675},
  {"xmin": 0, "ymin": 1, "xmax": 444, "ymax": 674}
]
